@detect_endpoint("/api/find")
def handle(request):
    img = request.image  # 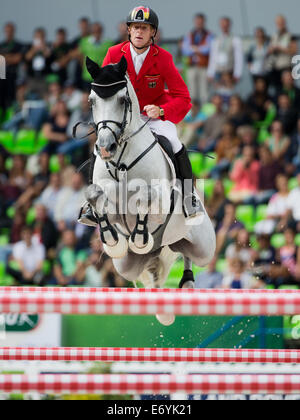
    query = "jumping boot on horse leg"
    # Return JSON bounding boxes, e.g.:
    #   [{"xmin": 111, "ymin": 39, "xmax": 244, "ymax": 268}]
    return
[
  {"xmin": 175, "ymin": 145, "xmax": 204, "ymax": 219},
  {"xmin": 78, "ymin": 154, "xmax": 98, "ymax": 227}
]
